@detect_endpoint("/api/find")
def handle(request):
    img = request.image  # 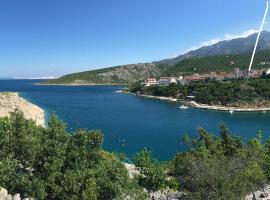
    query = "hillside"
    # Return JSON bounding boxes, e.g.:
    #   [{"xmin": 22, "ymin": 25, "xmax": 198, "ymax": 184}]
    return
[
  {"xmin": 43, "ymin": 31, "xmax": 270, "ymax": 85},
  {"xmin": 45, "ymin": 63, "xmax": 161, "ymax": 85},
  {"xmin": 164, "ymin": 49, "xmax": 270, "ymax": 75}
]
